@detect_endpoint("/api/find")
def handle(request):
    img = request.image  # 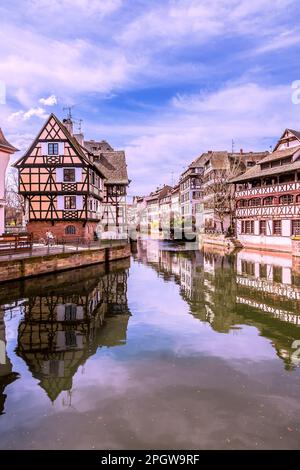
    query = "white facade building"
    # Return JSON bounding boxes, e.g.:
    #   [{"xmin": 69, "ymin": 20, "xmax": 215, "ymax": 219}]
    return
[{"xmin": 0, "ymin": 128, "xmax": 18, "ymax": 235}]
